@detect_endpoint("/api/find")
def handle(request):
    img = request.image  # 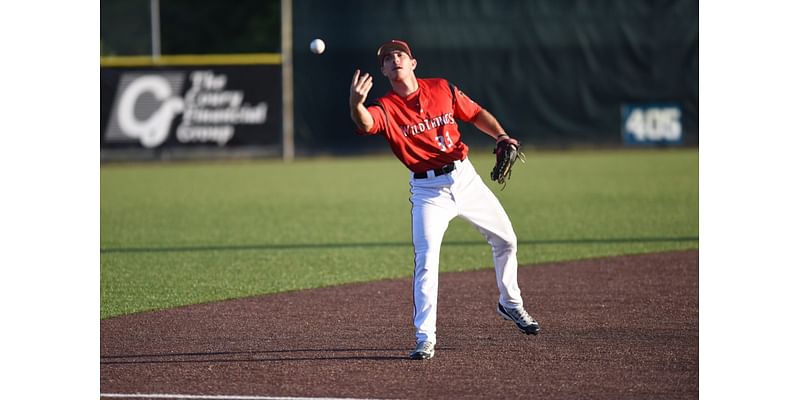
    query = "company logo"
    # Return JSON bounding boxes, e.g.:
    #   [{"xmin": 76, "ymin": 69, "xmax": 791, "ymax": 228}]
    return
[{"xmin": 104, "ymin": 70, "xmax": 268, "ymax": 148}]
